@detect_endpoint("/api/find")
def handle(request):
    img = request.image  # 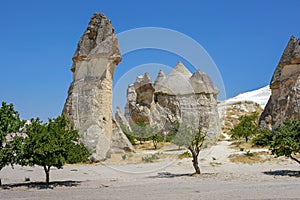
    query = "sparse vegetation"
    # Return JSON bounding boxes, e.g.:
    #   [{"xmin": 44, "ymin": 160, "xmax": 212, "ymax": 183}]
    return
[
  {"xmin": 254, "ymin": 120, "xmax": 300, "ymax": 165},
  {"xmin": 229, "ymin": 151, "xmax": 271, "ymax": 164},
  {"xmin": 172, "ymin": 123, "xmax": 206, "ymax": 174},
  {"xmin": 142, "ymin": 154, "xmax": 160, "ymax": 163},
  {"xmin": 178, "ymin": 151, "xmax": 192, "ymax": 159}
]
